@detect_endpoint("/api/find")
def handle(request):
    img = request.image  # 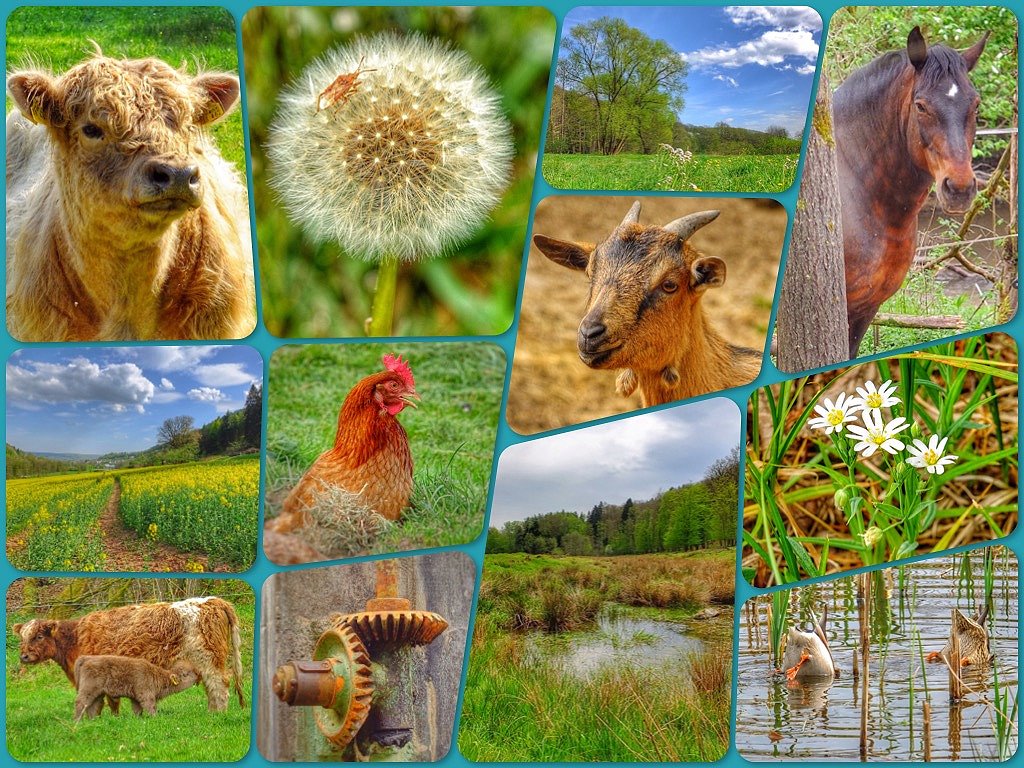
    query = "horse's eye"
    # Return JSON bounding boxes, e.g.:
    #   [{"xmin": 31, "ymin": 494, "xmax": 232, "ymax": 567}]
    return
[
  {"xmin": 82, "ymin": 123, "xmax": 103, "ymax": 139},
  {"xmin": 914, "ymin": 100, "xmax": 928, "ymax": 115},
  {"xmin": 661, "ymin": 279, "xmax": 679, "ymax": 294}
]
